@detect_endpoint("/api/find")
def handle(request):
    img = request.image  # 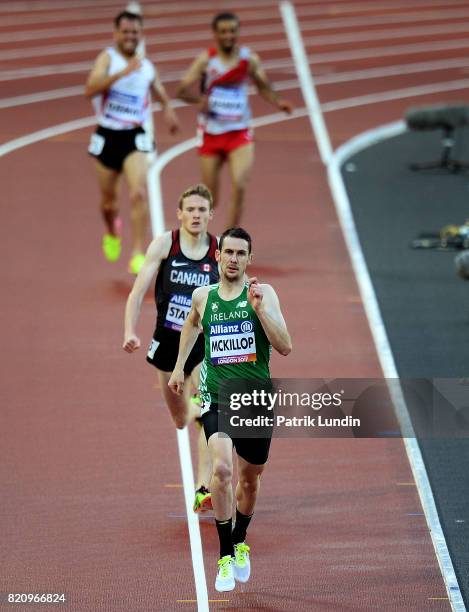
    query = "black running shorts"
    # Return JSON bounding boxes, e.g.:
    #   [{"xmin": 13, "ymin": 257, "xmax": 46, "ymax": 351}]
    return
[
  {"xmin": 88, "ymin": 125, "xmax": 154, "ymax": 172},
  {"xmin": 146, "ymin": 327, "xmax": 204, "ymax": 376},
  {"xmin": 201, "ymin": 403, "xmax": 272, "ymax": 466}
]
